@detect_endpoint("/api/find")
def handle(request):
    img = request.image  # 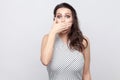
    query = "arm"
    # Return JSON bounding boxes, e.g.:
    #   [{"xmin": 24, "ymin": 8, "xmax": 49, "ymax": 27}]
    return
[
  {"xmin": 40, "ymin": 18, "xmax": 71, "ymax": 66},
  {"xmin": 40, "ymin": 31, "xmax": 56, "ymax": 66},
  {"xmin": 82, "ymin": 36, "xmax": 92, "ymax": 80}
]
